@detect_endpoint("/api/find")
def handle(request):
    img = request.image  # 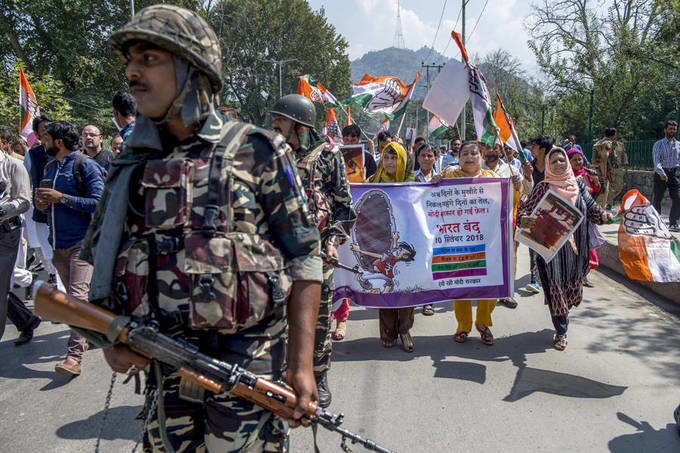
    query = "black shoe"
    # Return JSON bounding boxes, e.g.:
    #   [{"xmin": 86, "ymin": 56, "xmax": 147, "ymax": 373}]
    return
[
  {"xmin": 669, "ymin": 224, "xmax": 680, "ymax": 233},
  {"xmin": 499, "ymin": 297, "xmax": 518, "ymax": 309},
  {"xmin": 14, "ymin": 317, "xmax": 41, "ymax": 346},
  {"xmin": 315, "ymin": 371, "xmax": 332, "ymax": 408}
]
